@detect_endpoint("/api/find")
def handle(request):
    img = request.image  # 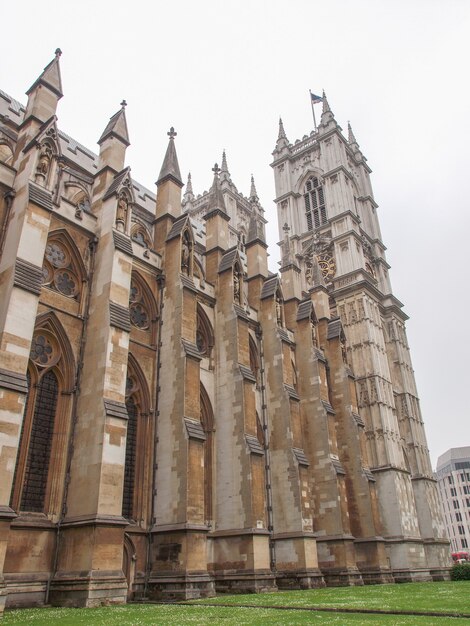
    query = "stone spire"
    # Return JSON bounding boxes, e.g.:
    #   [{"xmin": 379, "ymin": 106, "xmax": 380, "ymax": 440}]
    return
[
  {"xmin": 247, "ymin": 195, "xmax": 266, "ymax": 246},
  {"xmin": 220, "ymin": 149, "xmax": 231, "ymax": 182},
  {"xmin": 207, "ymin": 163, "xmax": 226, "ymax": 213},
  {"xmin": 26, "ymin": 48, "xmax": 63, "ymax": 99},
  {"xmin": 182, "ymin": 172, "xmax": 195, "ymax": 211},
  {"xmin": 157, "ymin": 127, "xmax": 183, "ymax": 187},
  {"xmin": 321, "ymin": 90, "xmax": 331, "ymax": 114},
  {"xmin": 98, "ymin": 100, "xmax": 130, "ymax": 147},
  {"xmin": 318, "ymin": 90, "xmax": 338, "ymax": 133},
  {"xmin": 348, "ymin": 121, "xmax": 358, "ymax": 146},
  {"xmin": 249, "ymin": 174, "xmax": 258, "ymax": 202},
  {"xmin": 24, "ymin": 48, "xmax": 64, "ymax": 123},
  {"xmin": 274, "ymin": 117, "xmax": 290, "ymax": 152},
  {"xmin": 97, "ymin": 101, "xmax": 130, "ymax": 172}
]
